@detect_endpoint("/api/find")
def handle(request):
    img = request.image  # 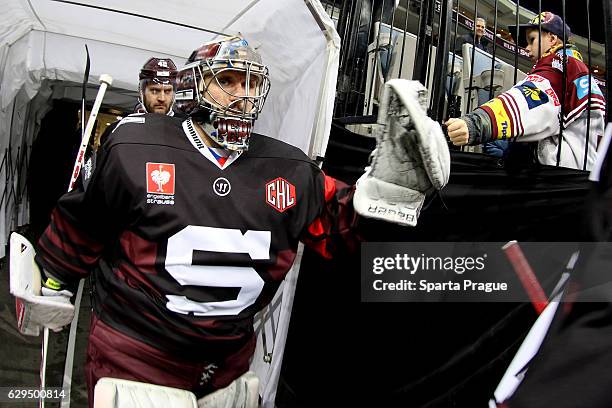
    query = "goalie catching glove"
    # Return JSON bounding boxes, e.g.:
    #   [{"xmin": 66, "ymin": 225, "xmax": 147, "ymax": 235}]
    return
[
  {"xmin": 9, "ymin": 232, "xmax": 75, "ymax": 336},
  {"xmin": 354, "ymin": 79, "xmax": 450, "ymax": 226}
]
